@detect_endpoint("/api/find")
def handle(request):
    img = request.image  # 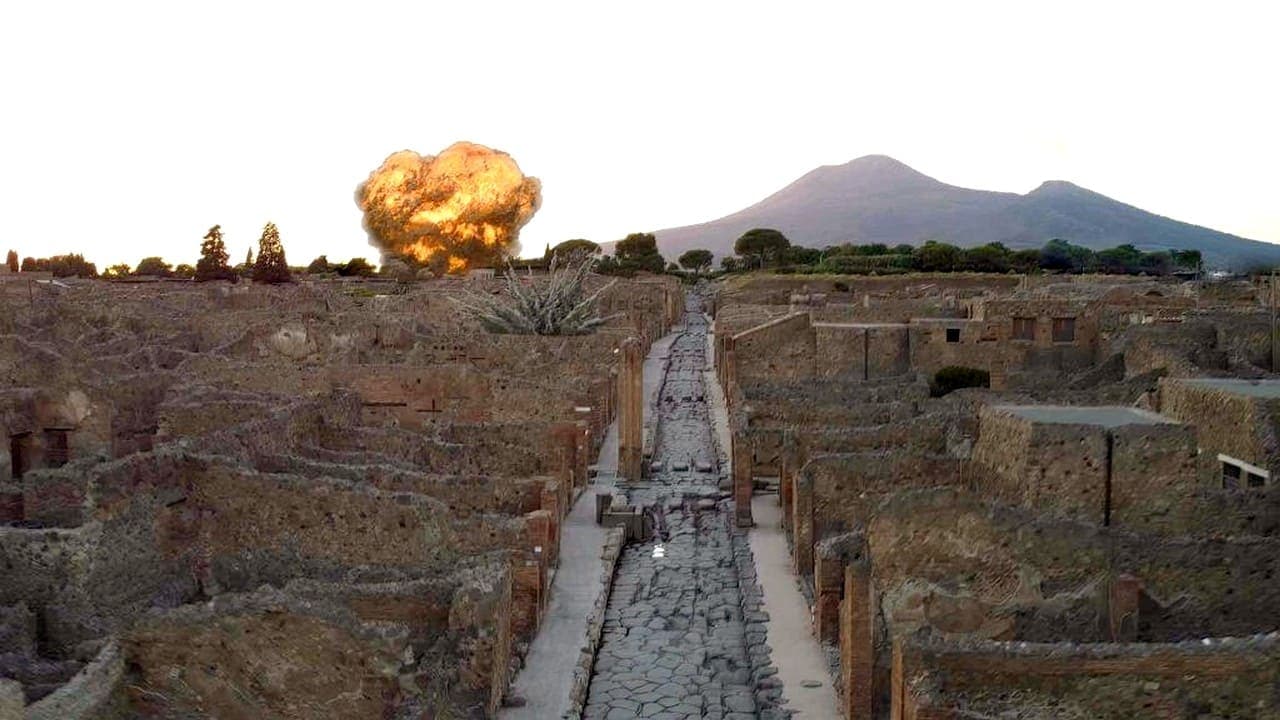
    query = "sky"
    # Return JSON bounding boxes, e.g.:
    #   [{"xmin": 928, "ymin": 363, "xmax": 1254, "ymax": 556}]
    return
[{"xmin": 2, "ymin": 0, "xmax": 1277, "ymax": 269}]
